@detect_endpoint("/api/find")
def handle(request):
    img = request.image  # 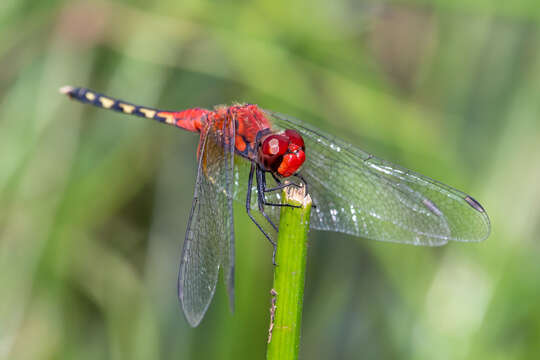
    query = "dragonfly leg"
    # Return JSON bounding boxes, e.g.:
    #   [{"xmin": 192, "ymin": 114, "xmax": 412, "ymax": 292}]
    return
[
  {"xmin": 264, "ymin": 173, "xmax": 301, "ymax": 193},
  {"xmin": 293, "ymin": 173, "xmax": 309, "ymax": 195},
  {"xmin": 263, "ymin": 182, "xmax": 301, "ymax": 193},
  {"xmin": 246, "ymin": 163, "xmax": 278, "ymax": 265},
  {"xmin": 270, "ymin": 172, "xmax": 281, "ymax": 184},
  {"xmin": 259, "ymin": 168, "xmax": 300, "ymax": 208},
  {"xmin": 255, "ymin": 167, "xmax": 279, "ymax": 232},
  {"xmin": 292, "ymin": 172, "xmax": 316, "ymax": 208}
]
